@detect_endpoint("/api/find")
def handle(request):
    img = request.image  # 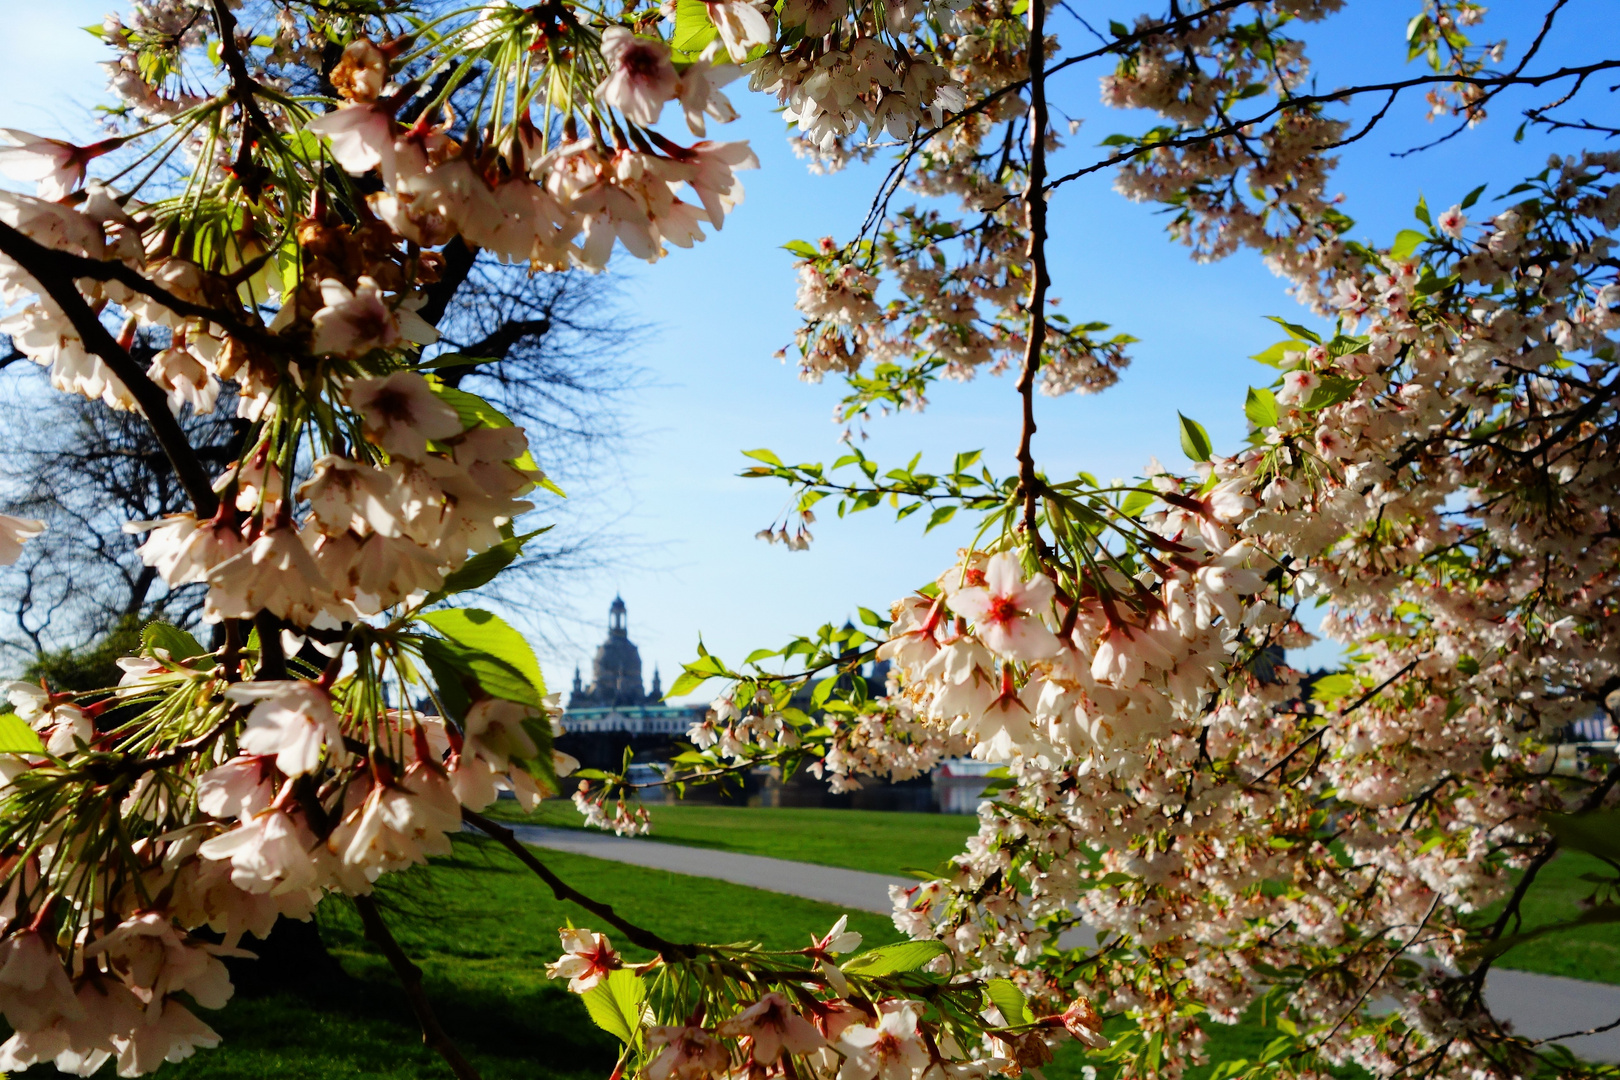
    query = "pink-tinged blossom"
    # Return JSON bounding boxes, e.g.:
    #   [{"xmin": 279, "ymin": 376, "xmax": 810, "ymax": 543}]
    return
[
  {"xmin": 0, "ymin": 514, "xmax": 43, "ymax": 565},
  {"xmin": 205, "ymin": 526, "xmax": 333, "ymax": 625},
  {"xmin": 1274, "ymin": 368, "xmax": 1320, "ymax": 407},
  {"xmin": 837, "ymin": 1003, "xmax": 929, "ymax": 1080},
  {"xmin": 196, "ymin": 757, "xmax": 276, "ymax": 822},
  {"xmin": 676, "ymin": 57, "xmax": 741, "ymax": 136},
  {"xmin": 1435, "ymin": 203, "xmax": 1466, "ymax": 237},
  {"xmin": 311, "ymin": 277, "xmax": 400, "ymax": 358},
  {"xmin": 197, "ymin": 808, "xmax": 321, "ymax": 895},
  {"xmin": 596, "ymin": 29, "xmax": 680, "ymax": 127},
  {"xmin": 146, "ymin": 346, "xmax": 219, "ymax": 416},
  {"xmin": 705, "ymin": 0, "xmax": 772, "ymax": 62},
  {"xmin": 648, "ymin": 1024, "xmax": 728, "ymax": 1080},
  {"xmin": 226, "ymin": 681, "xmax": 346, "ymax": 778},
  {"xmin": 545, "ymin": 929, "xmax": 621, "ymax": 993},
  {"xmin": 719, "ymin": 993, "xmax": 826, "ymax": 1062},
  {"xmin": 127, "ymin": 513, "xmax": 245, "ymax": 588},
  {"xmin": 807, "ymin": 915, "xmax": 861, "ymax": 995},
  {"xmin": 946, "ymin": 552, "xmax": 1059, "ymax": 660},
  {"xmin": 304, "ymin": 105, "xmax": 395, "ymax": 177},
  {"xmin": 346, "ymin": 371, "xmax": 464, "ymax": 460},
  {"xmin": 0, "ymin": 130, "xmax": 120, "ymax": 200}
]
